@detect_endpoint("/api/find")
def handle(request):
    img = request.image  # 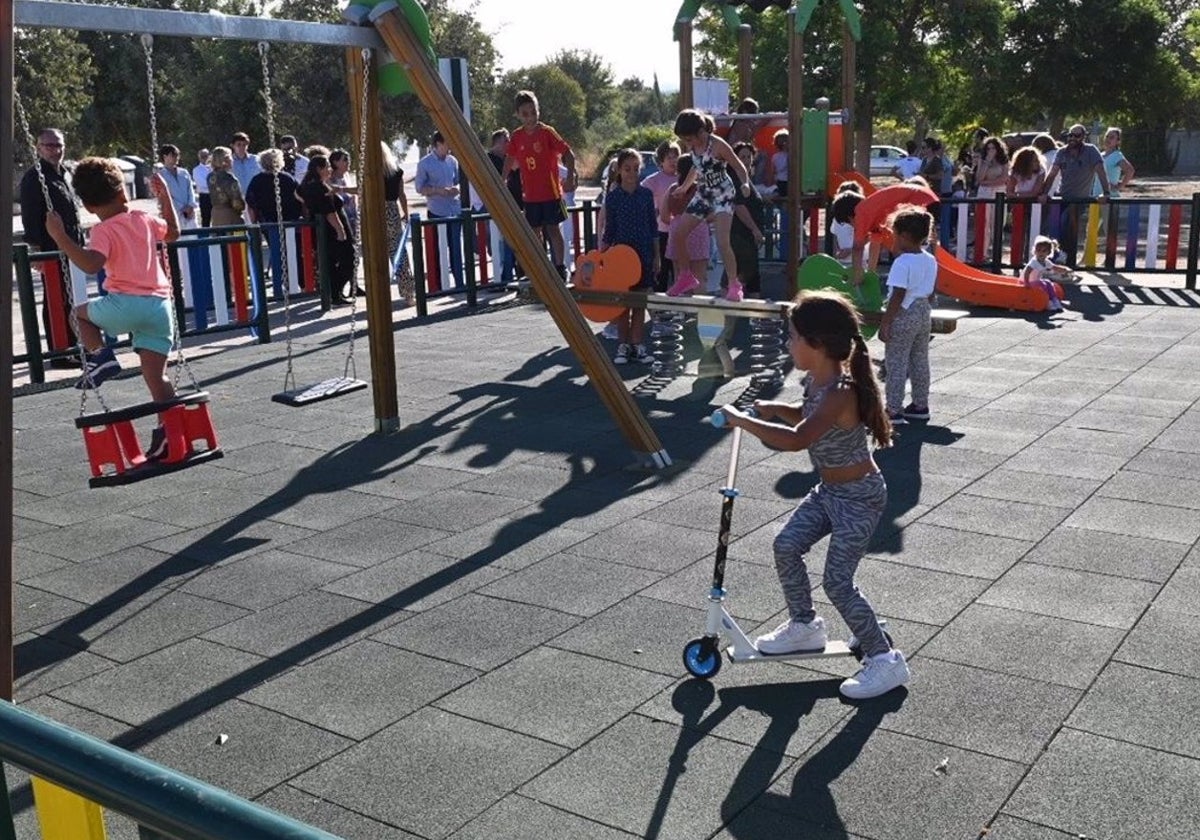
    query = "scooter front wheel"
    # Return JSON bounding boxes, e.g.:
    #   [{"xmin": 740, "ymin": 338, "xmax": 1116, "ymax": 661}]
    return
[{"xmin": 682, "ymin": 637, "xmax": 722, "ymax": 679}]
